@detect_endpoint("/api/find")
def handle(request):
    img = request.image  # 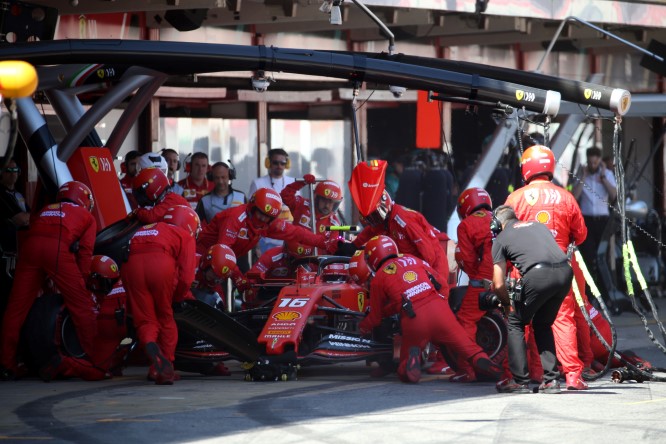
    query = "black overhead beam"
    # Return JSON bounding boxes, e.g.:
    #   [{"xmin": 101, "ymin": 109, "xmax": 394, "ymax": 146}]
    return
[
  {"xmin": 361, "ymin": 52, "xmax": 631, "ymax": 115},
  {"xmin": 0, "ymin": 39, "xmax": 561, "ymax": 115}
]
